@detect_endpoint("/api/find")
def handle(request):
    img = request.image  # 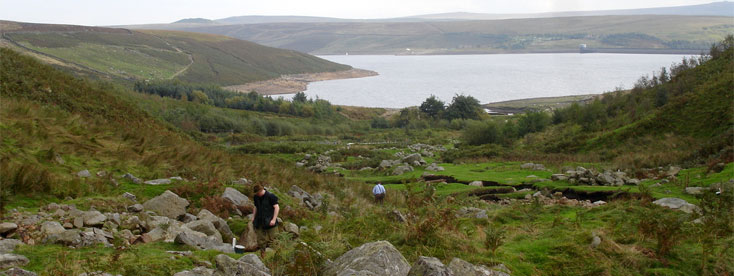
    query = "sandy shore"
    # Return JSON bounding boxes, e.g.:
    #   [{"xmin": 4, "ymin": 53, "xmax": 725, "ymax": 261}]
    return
[{"xmin": 225, "ymin": 68, "xmax": 378, "ymax": 95}]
